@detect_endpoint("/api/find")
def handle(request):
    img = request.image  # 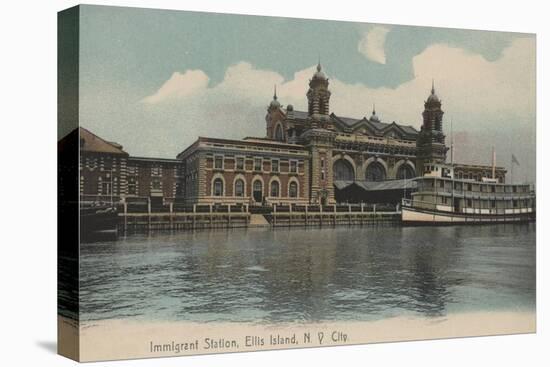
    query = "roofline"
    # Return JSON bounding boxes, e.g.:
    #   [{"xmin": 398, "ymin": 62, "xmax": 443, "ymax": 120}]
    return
[
  {"xmin": 330, "ymin": 112, "xmax": 419, "ymax": 135},
  {"xmin": 177, "ymin": 135, "xmax": 308, "ymax": 160},
  {"xmin": 79, "ymin": 126, "xmax": 129, "ymax": 156},
  {"xmin": 128, "ymin": 156, "xmax": 180, "ymax": 163},
  {"xmin": 453, "ymin": 163, "xmax": 507, "ymax": 171},
  {"xmin": 176, "ymin": 138, "xmax": 202, "ymax": 159}
]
